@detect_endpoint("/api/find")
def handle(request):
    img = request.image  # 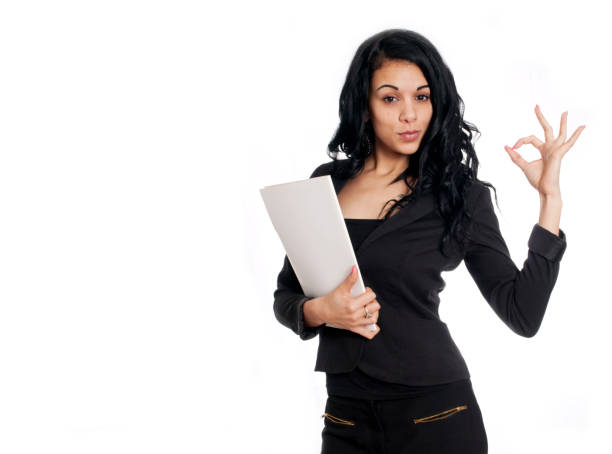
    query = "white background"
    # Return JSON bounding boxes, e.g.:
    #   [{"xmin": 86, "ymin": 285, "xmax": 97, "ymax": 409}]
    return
[{"xmin": 0, "ymin": 0, "xmax": 610, "ymax": 453}]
